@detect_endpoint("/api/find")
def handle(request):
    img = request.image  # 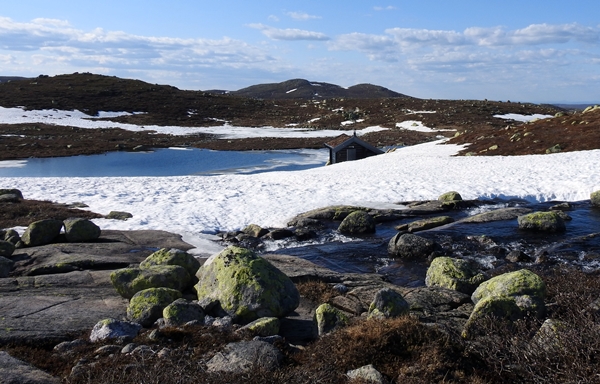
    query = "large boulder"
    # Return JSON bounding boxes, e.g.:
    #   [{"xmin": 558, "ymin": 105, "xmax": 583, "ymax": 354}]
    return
[
  {"xmin": 0, "ymin": 351, "xmax": 59, "ymax": 384},
  {"xmin": 0, "ymin": 256, "xmax": 15, "ymax": 278},
  {"xmin": 242, "ymin": 224, "xmax": 269, "ymax": 238},
  {"xmin": 368, "ymin": 288, "xmax": 410, "ymax": 318},
  {"xmin": 63, "ymin": 218, "xmax": 101, "ymax": 242},
  {"xmin": 194, "ymin": 246, "xmax": 299, "ymax": 323},
  {"xmin": 388, "ymin": 233, "xmax": 436, "ymax": 259},
  {"xmin": 21, "ymin": 219, "xmax": 63, "ymax": 246},
  {"xmin": 0, "ymin": 241, "xmax": 15, "ymax": 258},
  {"xmin": 472, "ymin": 269, "xmax": 546, "ymax": 306},
  {"xmin": 89, "ymin": 318, "xmax": 142, "ymax": 343},
  {"xmin": 517, "ymin": 211, "xmax": 566, "ymax": 232},
  {"xmin": 127, "ymin": 287, "xmax": 182, "ymax": 327},
  {"xmin": 425, "ymin": 257, "xmax": 485, "ymax": 294},
  {"xmin": 140, "ymin": 248, "xmax": 201, "ymax": 278},
  {"xmin": 338, "ymin": 210, "xmax": 376, "ymax": 235},
  {"xmin": 206, "ymin": 340, "xmax": 283, "ymax": 373},
  {"xmin": 110, "ymin": 265, "xmax": 192, "ymax": 299},
  {"xmin": 314, "ymin": 303, "xmax": 349, "ymax": 336},
  {"xmin": 438, "ymin": 191, "xmax": 463, "ymax": 201},
  {"xmin": 238, "ymin": 317, "xmax": 280, "ymax": 337}
]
